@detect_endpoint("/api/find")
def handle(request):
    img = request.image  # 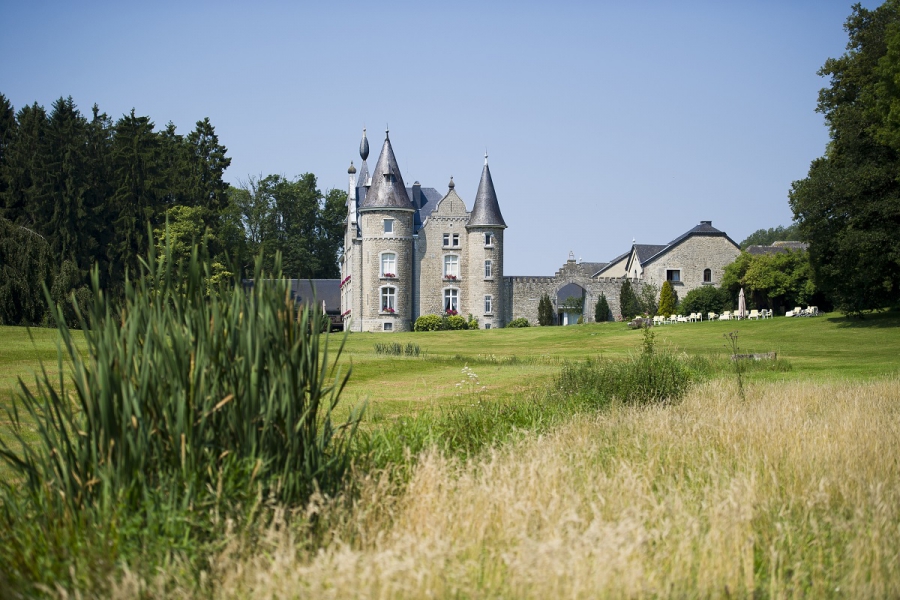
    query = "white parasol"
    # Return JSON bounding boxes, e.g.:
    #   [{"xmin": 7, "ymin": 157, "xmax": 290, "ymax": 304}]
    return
[{"xmin": 738, "ymin": 288, "xmax": 747, "ymax": 319}]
